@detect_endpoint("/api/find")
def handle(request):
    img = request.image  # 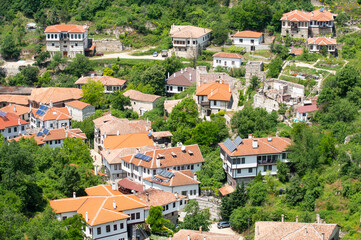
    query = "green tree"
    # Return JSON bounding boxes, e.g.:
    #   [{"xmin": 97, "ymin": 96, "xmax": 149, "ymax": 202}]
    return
[
  {"xmin": 108, "ymin": 91, "xmax": 131, "ymax": 111},
  {"xmin": 65, "ymin": 54, "xmax": 94, "ymax": 78},
  {"xmin": 58, "ymin": 138, "xmax": 93, "ymax": 168},
  {"xmin": 212, "ymin": 23, "xmax": 229, "ymax": 46},
  {"xmin": 221, "ymin": 182, "xmax": 248, "ymax": 220},
  {"xmin": 146, "ymin": 206, "xmax": 170, "ymax": 233},
  {"xmin": 81, "ymin": 80, "xmax": 105, "ymax": 108},
  {"xmin": 21, "ymin": 66, "xmax": 39, "ymax": 86},
  {"xmin": 248, "ymin": 181, "xmax": 267, "ymax": 206},
  {"xmin": 139, "ymin": 64, "xmax": 166, "ymax": 95},
  {"xmin": 0, "ymin": 33, "xmax": 20, "ymax": 59},
  {"xmin": 250, "ymin": 75, "xmax": 259, "ymax": 90},
  {"xmin": 103, "ymin": 67, "xmax": 114, "ymax": 76},
  {"xmin": 320, "ymin": 45, "xmax": 328, "ymax": 57},
  {"xmin": 276, "ymin": 160, "xmax": 289, "ymax": 183},
  {"xmin": 335, "ymin": 64, "xmax": 360, "ymax": 97},
  {"xmin": 267, "ymin": 57, "xmax": 283, "ymax": 78},
  {"xmin": 180, "ymin": 200, "xmax": 211, "ymax": 231},
  {"xmin": 229, "ymin": 206, "xmax": 255, "ymax": 233}
]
